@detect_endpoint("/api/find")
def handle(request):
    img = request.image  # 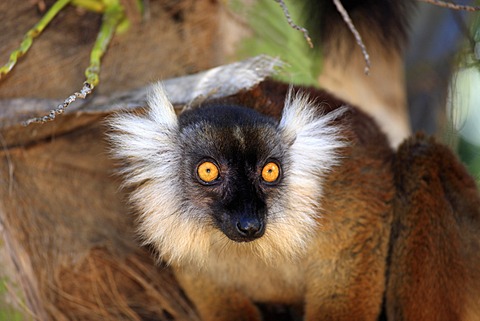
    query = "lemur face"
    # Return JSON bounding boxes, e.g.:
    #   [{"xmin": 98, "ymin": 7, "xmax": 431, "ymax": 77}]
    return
[
  {"xmin": 177, "ymin": 104, "xmax": 286, "ymax": 243},
  {"xmin": 109, "ymin": 84, "xmax": 346, "ymax": 264}
]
